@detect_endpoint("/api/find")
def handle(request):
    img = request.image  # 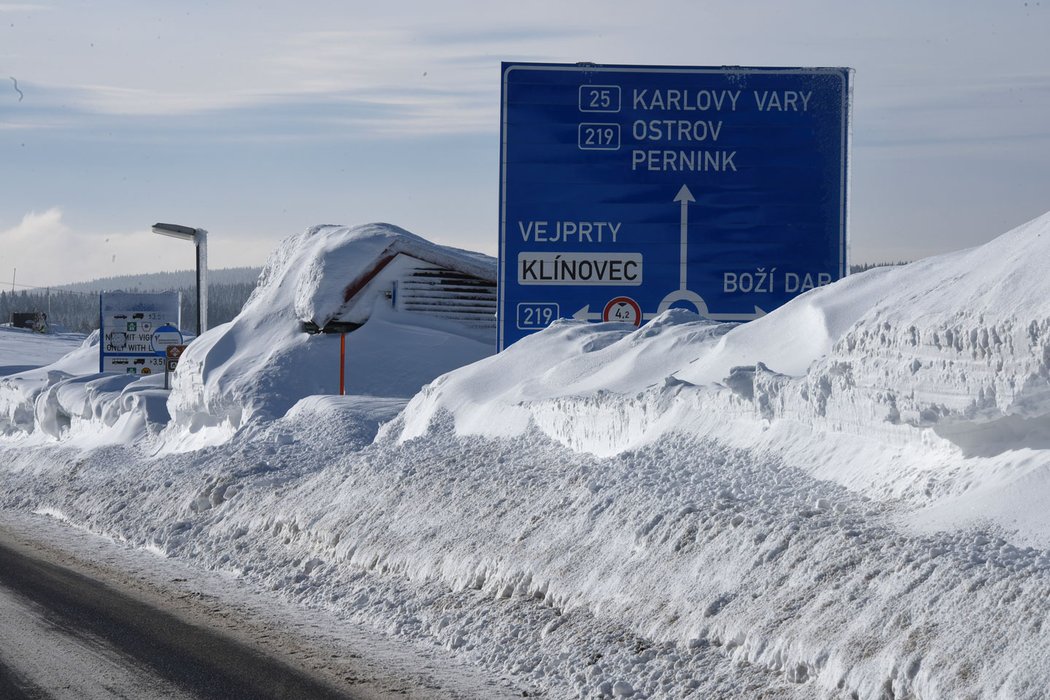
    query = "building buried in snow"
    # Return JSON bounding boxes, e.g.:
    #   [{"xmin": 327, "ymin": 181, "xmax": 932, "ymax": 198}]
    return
[{"xmin": 297, "ymin": 224, "xmax": 497, "ymax": 341}]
